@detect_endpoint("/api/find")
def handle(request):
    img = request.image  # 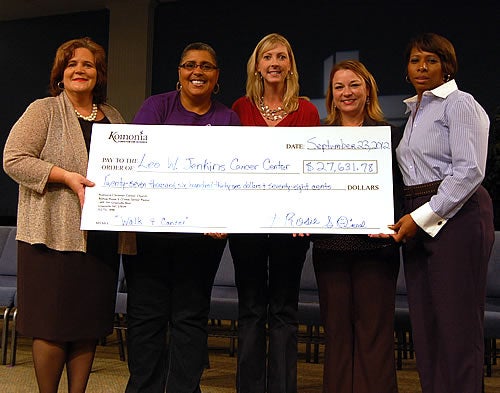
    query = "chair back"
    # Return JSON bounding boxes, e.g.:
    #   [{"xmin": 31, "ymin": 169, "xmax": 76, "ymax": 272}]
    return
[
  {"xmin": 0, "ymin": 226, "xmax": 17, "ymax": 278},
  {"xmin": 396, "ymin": 248, "xmax": 406, "ymax": 295},
  {"xmin": 300, "ymin": 242, "xmax": 317, "ymax": 291},
  {"xmin": 117, "ymin": 255, "xmax": 126, "ymax": 292},
  {"xmin": 213, "ymin": 242, "xmax": 235, "ymax": 287}
]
